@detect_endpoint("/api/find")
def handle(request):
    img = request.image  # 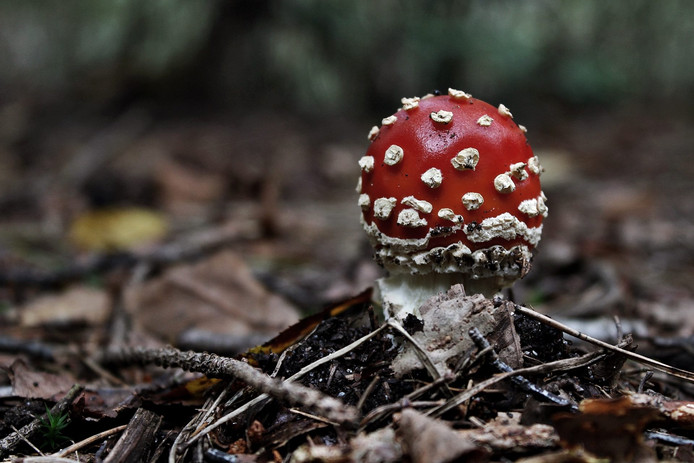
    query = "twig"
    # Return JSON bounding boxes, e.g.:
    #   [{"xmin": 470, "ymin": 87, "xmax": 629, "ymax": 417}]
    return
[
  {"xmin": 9, "ymin": 424, "xmax": 42, "ymax": 456},
  {"xmin": 469, "ymin": 327, "xmax": 576, "ymax": 410},
  {"xmin": 514, "ymin": 304, "xmax": 694, "ymax": 383},
  {"xmin": 428, "ymin": 350, "xmax": 606, "ymax": 418},
  {"xmin": 386, "ymin": 319, "xmax": 442, "ymax": 381},
  {"xmin": 99, "ymin": 346, "xmax": 359, "ymax": 427},
  {"xmin": 21, "ymin": 457, "xmax": 80, "ymax": 463},
  {"xmin": 405, "ymin": 374, "xmax": 456, "ymax": 403},
  {"xmin": 360, "ymin": 399, "xmax": 445, "ymax": 428},
  {"xmin": 168, "ymin": 384, "xmax": 233, "ymax": 463},
  {"xmin": 205, "ymin": 447, "xmax": 244, "ymax": 462},
  {"xmin": 356, "ymin": 376, "xmax": 381, "ymax": 411},
  {"xmin": 638, "ymin": 371, "xmax": 654, "ymax": 394},
  {"xmin": 53, "ymin": 424, "xmax": 128, "ymax": 458},
  {"xmin": 645, "ymin": 430, "xmax": 694, "ymax": 446},
  {"xmin": 183, "ymin": 323, "xmax": 390, "ymax": 449},
  {"xmin": 0, "ymin": 384, "xmax": 83, "ymax": 459},
  {"xmin": 0, "ymin": 336, "xmax": 57, "ymax": 361},
  {"xmin": 103, "ymin": 408, "xmax": 162, "ymax": 463},
  {"xmin": 289, "ymin": 408, "xmax": 340, "ymax": 426},
  {"xmin": 182, "ymin": 393, "xmax": 270, "ymax": 453}
]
